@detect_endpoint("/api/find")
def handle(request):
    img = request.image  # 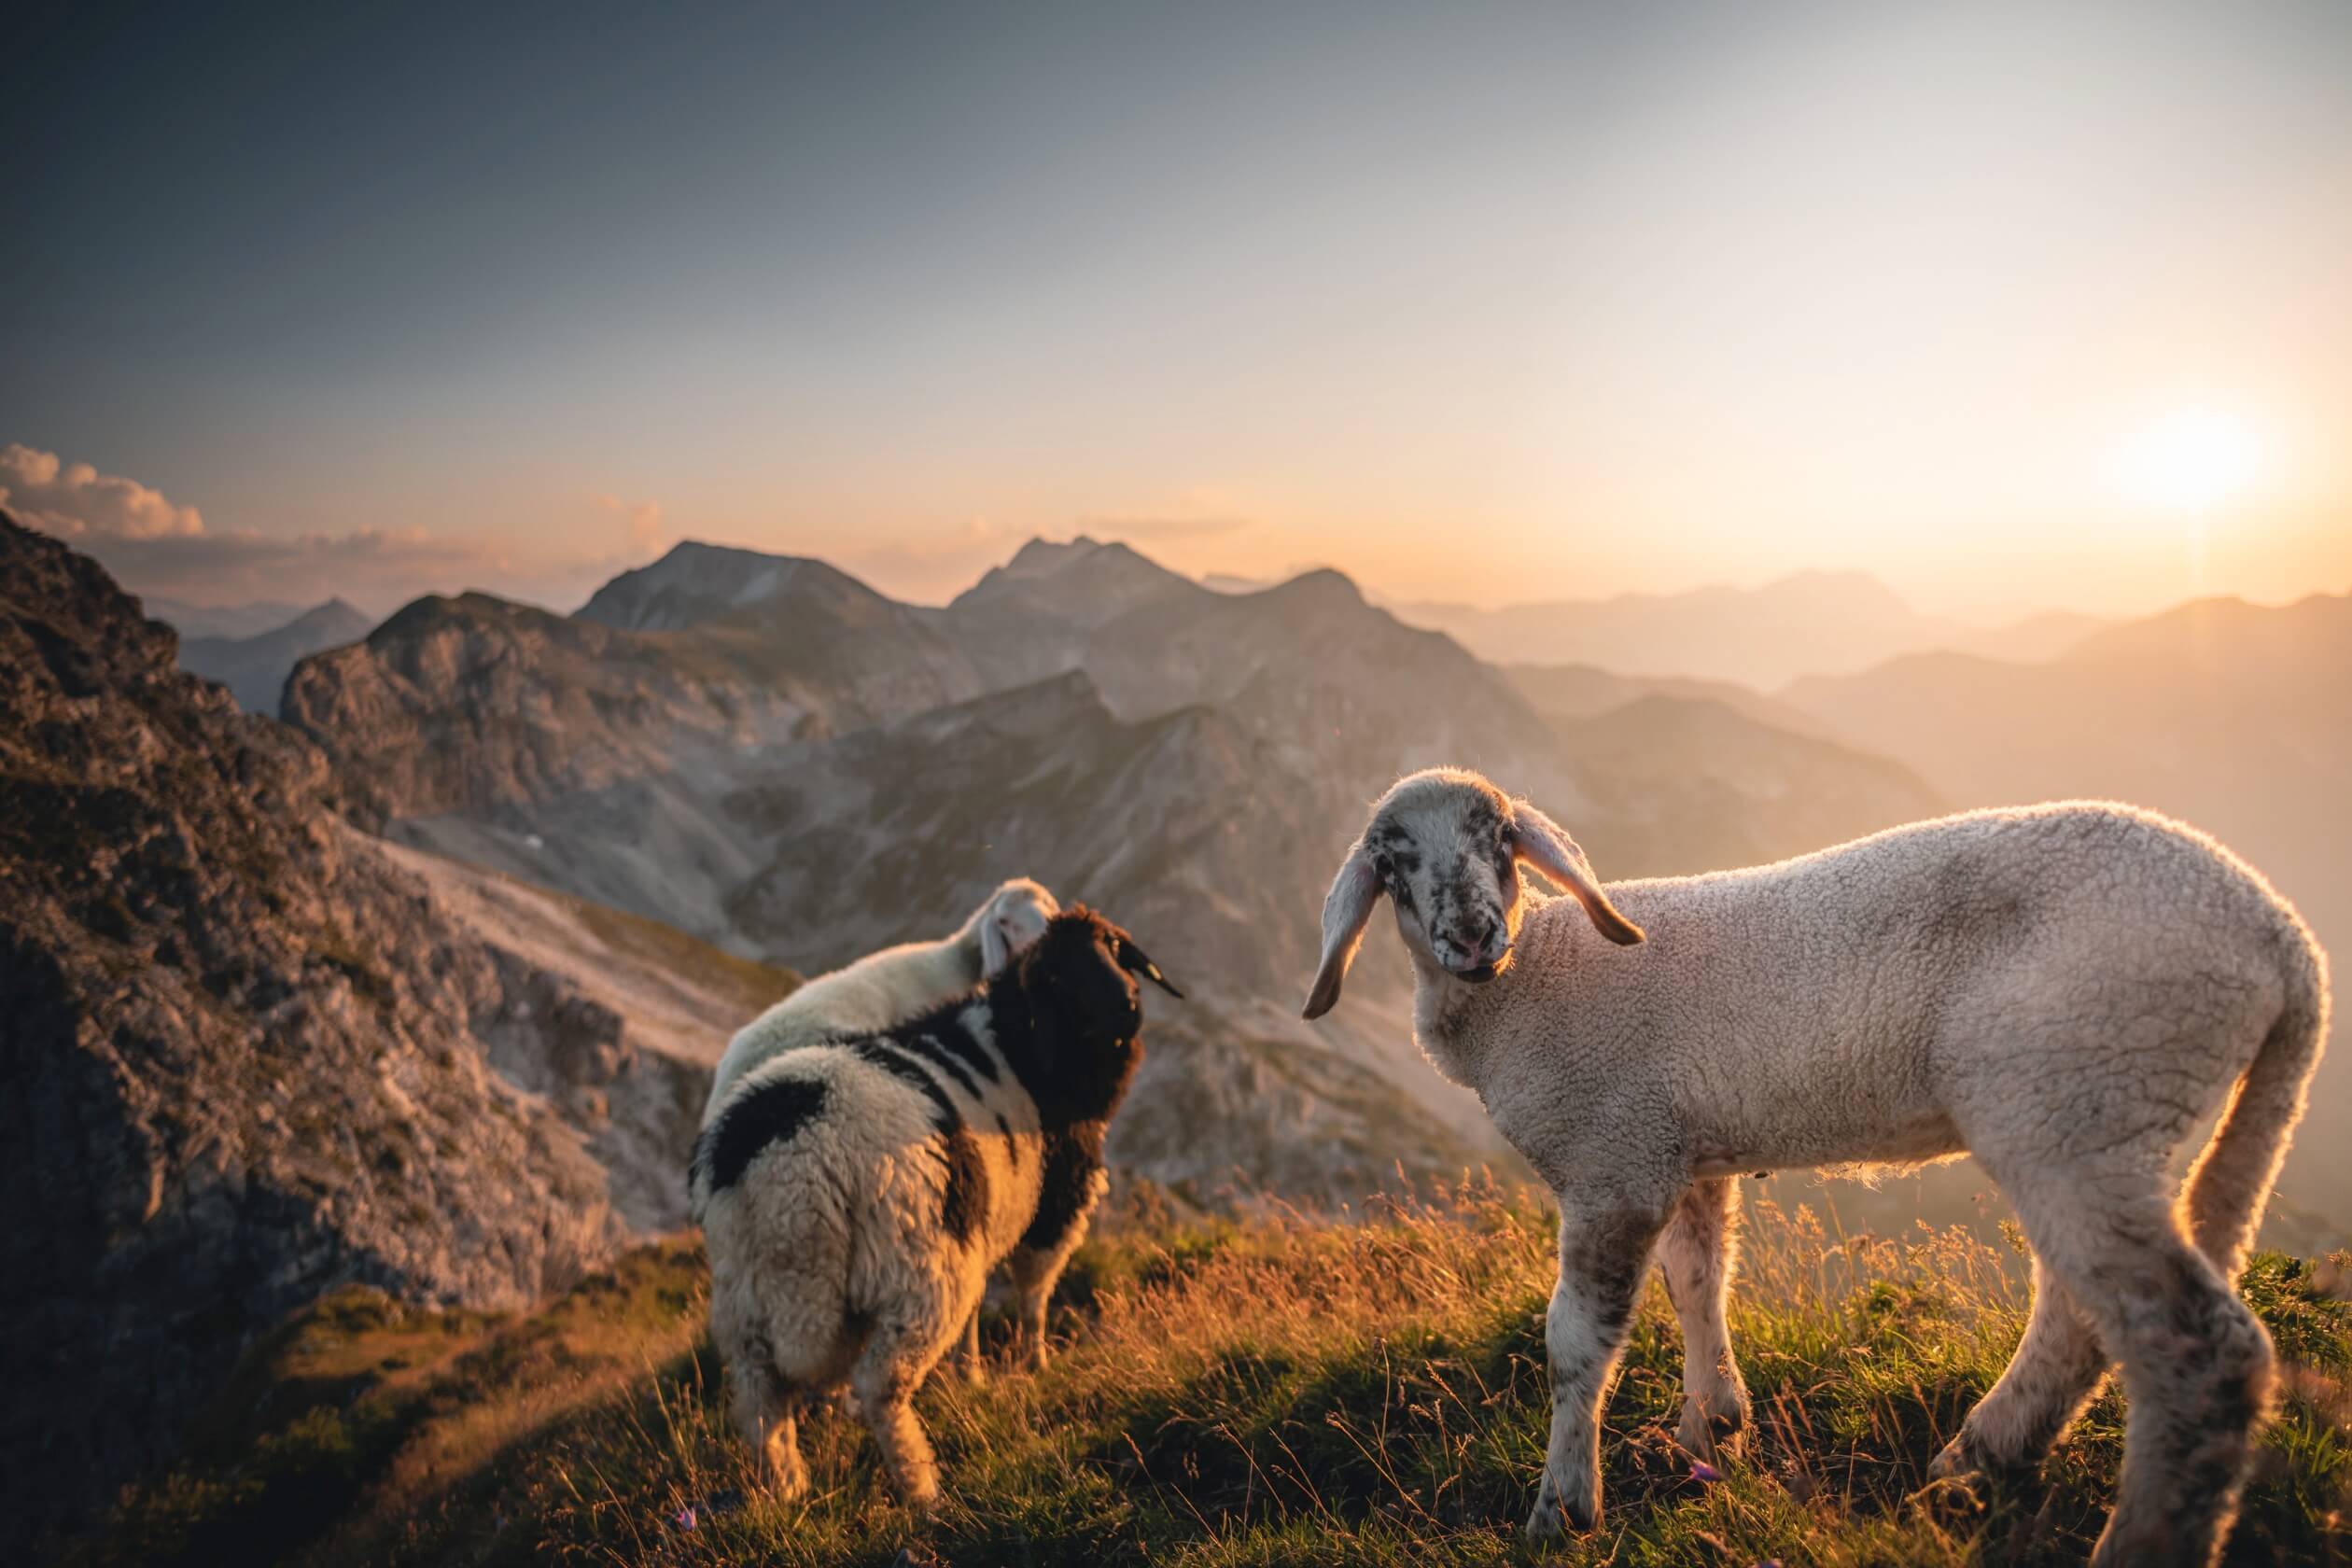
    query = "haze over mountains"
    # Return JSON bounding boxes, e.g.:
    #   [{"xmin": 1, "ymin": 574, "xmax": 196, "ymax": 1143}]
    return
[{"xmin": 1394, "ymin": 569, "xmax": 2107, "ymax": 686}]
